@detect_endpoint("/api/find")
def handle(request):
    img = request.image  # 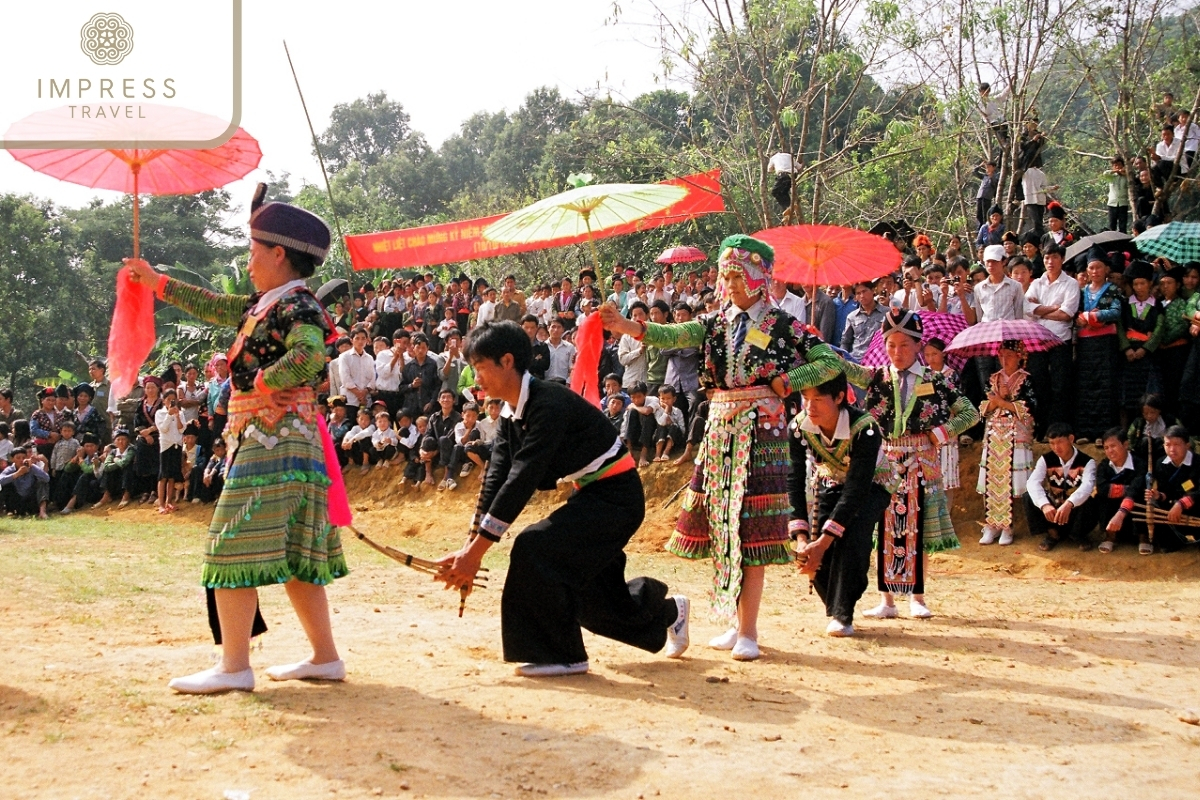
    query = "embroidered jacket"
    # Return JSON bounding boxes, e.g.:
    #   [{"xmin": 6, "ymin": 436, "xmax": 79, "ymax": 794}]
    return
[
  {"xmin": 787, "ymin": 407, "xmax": 899, "ymax": 538},
  {"xmin": 1028, "ymin": 448, "xmax": 1096, "ymax": 509},
  {"xmin": 160, "ymin": 279, "xmax": 333, "ymax": 393},
  {"xmin": 844, "ymin": 362, "xmax": 979, "ymax": 443},
  {"xmin": 1094, "ymin": 453, "xmax": 1145, "ymax": 502},
  {"xmin": 1121, "ymin": 451, "xmax": 1200, "ymax": 512},
  {"xmin": 1118, "ymin": 296, "xmax": 1164, "ymax": 352},
  {"xmin": 642, "ymin": 305, "xmax": 841, "ymax": 392},
  {"xmin": 980, "ymin": 368, "xmax": 1036, "ymax": 424}
]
